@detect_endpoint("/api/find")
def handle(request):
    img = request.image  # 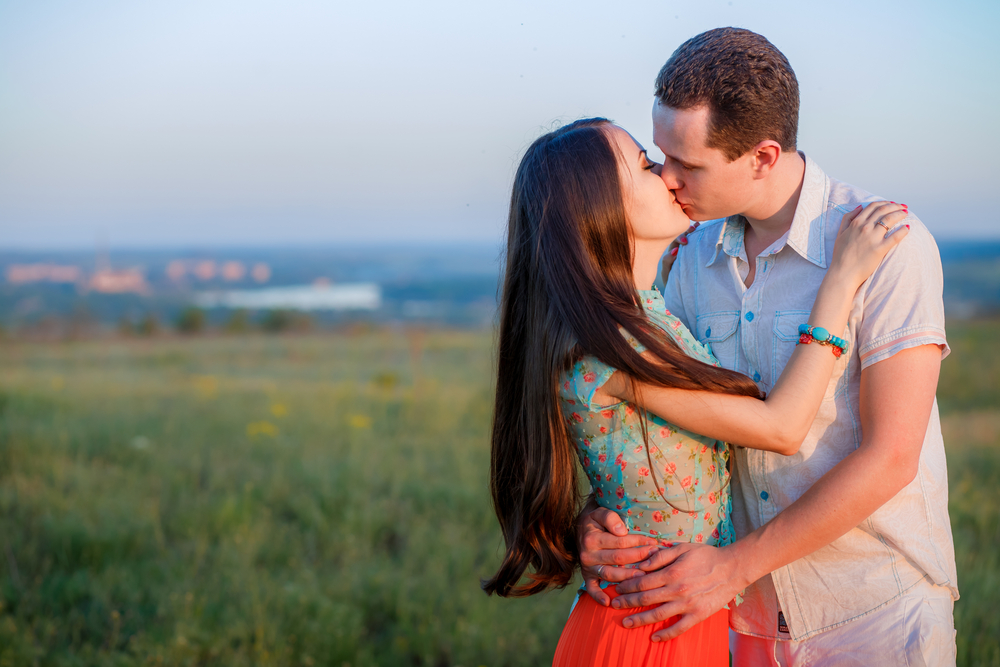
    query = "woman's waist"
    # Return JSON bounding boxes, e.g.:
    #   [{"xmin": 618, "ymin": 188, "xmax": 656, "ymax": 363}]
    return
[{"xmin": 597, "ymin": 501, "xmax": 732, "ymax": 547}]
